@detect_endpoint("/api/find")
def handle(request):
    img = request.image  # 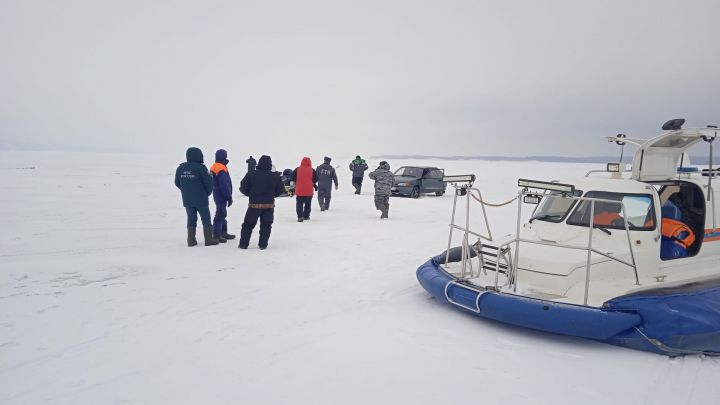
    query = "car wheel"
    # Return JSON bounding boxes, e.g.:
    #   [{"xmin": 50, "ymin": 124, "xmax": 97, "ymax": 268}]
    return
[
  {"xmin": 411, "ymin": 187, "xmax": 420, "ymax": 199},
  {"xmin": 435, "ymin": 190, "xmax": 444, "ymax": 196}
]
